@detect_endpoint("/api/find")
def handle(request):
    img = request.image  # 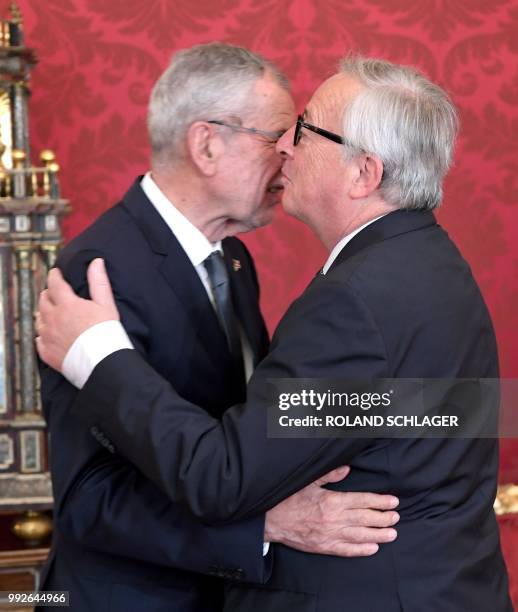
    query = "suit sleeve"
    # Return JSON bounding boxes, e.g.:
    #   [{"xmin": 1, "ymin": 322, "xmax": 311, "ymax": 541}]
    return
[
  {"xmin": 75, "ymin": 278, "xmax": 389, "ymax": 523},
  {"xmin": 42, "ymin": 249, "xmax": 270, "ymax": 581}
]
